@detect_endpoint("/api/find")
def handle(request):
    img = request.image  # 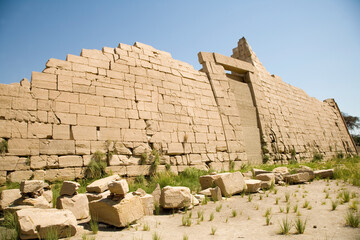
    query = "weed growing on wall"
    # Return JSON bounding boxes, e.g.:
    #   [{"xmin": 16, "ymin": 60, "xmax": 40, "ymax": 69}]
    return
[{"xmin": 85, "ymin": 151, "xmax": 107, "ymax": 179}]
